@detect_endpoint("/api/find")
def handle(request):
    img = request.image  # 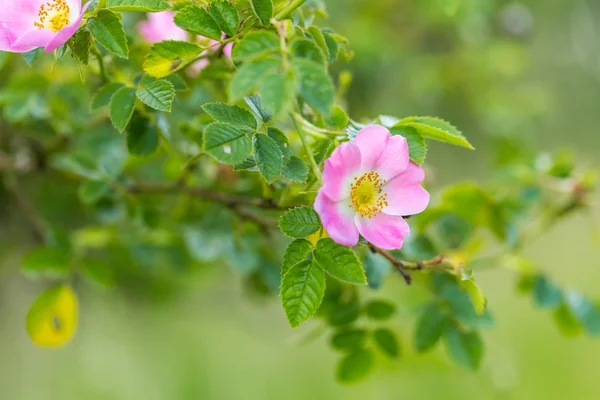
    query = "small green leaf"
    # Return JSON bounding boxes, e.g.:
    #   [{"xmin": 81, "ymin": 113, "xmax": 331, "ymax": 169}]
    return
[
  {"xmin": 136, "ymin": 76, "xmax": 175, "ymax": 112},
  {"xmin": 280, "ymin": 260, "xmax": 326, "ymax": 327},
  {"xmin": 91, "ymin": 82, "xmax": 124, "ymax": 111},
  {"xmin": 533, "ymin": 275, "xmax": 562, "ymax": 309},
  {"xmin": 325, "ymin": 106, "xmax": 349, "ymax": 130},
  {"xmin": 230, "ymin": 57, "xmax": 280, "ymax": 101},
  {"xmin": 233, "ymin": 157, "xmax": 258, "ymax": 172},
  {"xmin": 323, "ymin": 32, "xmax": 339, "ymax": 63},
  {"xmin": 553, "ymin": 302, "xmax": 584, "ymax": 337},
  {"xmin": 282, "ymin": 156, "xmax": 309, "ymax": 183},
  {"xmin": 373, "ymin": 328, "xmax": 400, "ymax": 358},
  {"xmin": 279, "ymin": 206, "xmax": 321, "ymax": 238},
  {"xmin": 244, "ymin": 94, "xmax": 273, "ymax": 122},
  {"xmin": 390, "ymin": 125, "xmax": 427, "ymax": 165},
  {"xmin": 143, "ymin": 40, "xmax": 203, "ymax": 78},
  {"xmin": 251, "ymin": 0, "xmax": 273, "ymax": 26},
  {"xmin": 461, "ymin": 277, "xmax": 486, "ymax": 316},
  {"xmin": 174, "ymin": 5, "xmax": 222, "ymax": 40},
  {"xmin": 291, "ymin": 38, "xmax": 326, "ymax": 64},
  {"xmin": 313, "ymin": 238, "xmax": 366, "ymax": 285},
  {"xmin": 294, "ymin": 59, "xmax": 334, "ymax": 115},
  {"xmin": 564, "ymin": 291, "xmax": 600, "ymax": 336},
  {"xmin": 396, "ymin": 116, "xmax": 473, "ymax": 150},
  {"xmin": 70, "ymin": 30, "xmax": 91, "ymax": 65},
  {"xmin": 330, "ymin": 328, "xmax": 367, "ymax": 352},
  {"xmin": 109, "ymin": 86, "xmax": 137, "ymax": 133},
  {"xmin": 365, "ymin": 300, "xmax": 396, "ymax": 320},
  {"xmin": 281, "ymin": 239, "xmax": 313, "ymax": 277},
  {"xmin": 105, "ymin": 0, "xmax": 169, "ymax": 12},
  {"xmin": 203, "ymin": 122, "xmax": 252, "ymax": 164},
  {"xmin": 202, "ymin": 102, "xmax": 257, "ymax": 130},
  {"xmin": 259, "ymin": 69, "xmax": 296, "ymax": 118},
  {"xmin": 209, "ymin": 1, "xmax": 239, "ymax": 37},
  {"xmin": 414, "ymin": 303, "xmax": 447, "ymax": 353},
  {"xmin": 23, "ymin": 48, "xmax": 44, "ymax": 66},
  {"xmin": 307, "ymin": 26, "xmax": 330, "ymax": 61},
  {"xmin": 231, "ymin": 31, "xmax": 280, "ymax": 61},
  {"xmin": 88, "ymin": 10, "xmax": 129, "ymax": 59},
  {"xmin": 444, "ymin": 326, "xmax": 484, "ymax": 371},
  {"xmin": 337, "ymin": 348, "xmax": 375, "ymax": 384},
  {"xmin": 253, "ymin": 133, "xmax": 284, "ymax": 183},
  {"xmin": 22, "ymin": 247, "xmax": 71, "ymax": 277},
  {"xmin": 126, "ymin": 113, "xmax": 159, "ymax": 156},
  {"xmin": 78, "ymin": 180, "xmax": 110, "ymax": 204}
]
